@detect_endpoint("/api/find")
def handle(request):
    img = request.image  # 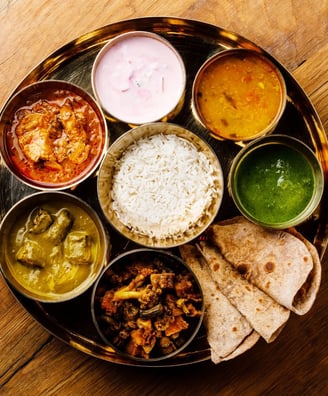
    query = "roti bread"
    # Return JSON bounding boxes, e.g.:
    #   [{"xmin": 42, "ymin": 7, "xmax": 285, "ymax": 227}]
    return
[
  {"xmin": 179, "ymin": 244, "xmax": 260, "ymax": 363},
  {"xmin": 219, "ymin": 331, "xmax": 261, "ymax": 362},
  {"xmin": 285, "ymin": 227, "xmax": 321, "ymax": 314},
  {"xmin": 209, "ymin": 216, "xmax": 321, "ymax": 315},
  {"xmin": 198, "ymin": 241, "xmax": 290, "ymax": 343}
]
